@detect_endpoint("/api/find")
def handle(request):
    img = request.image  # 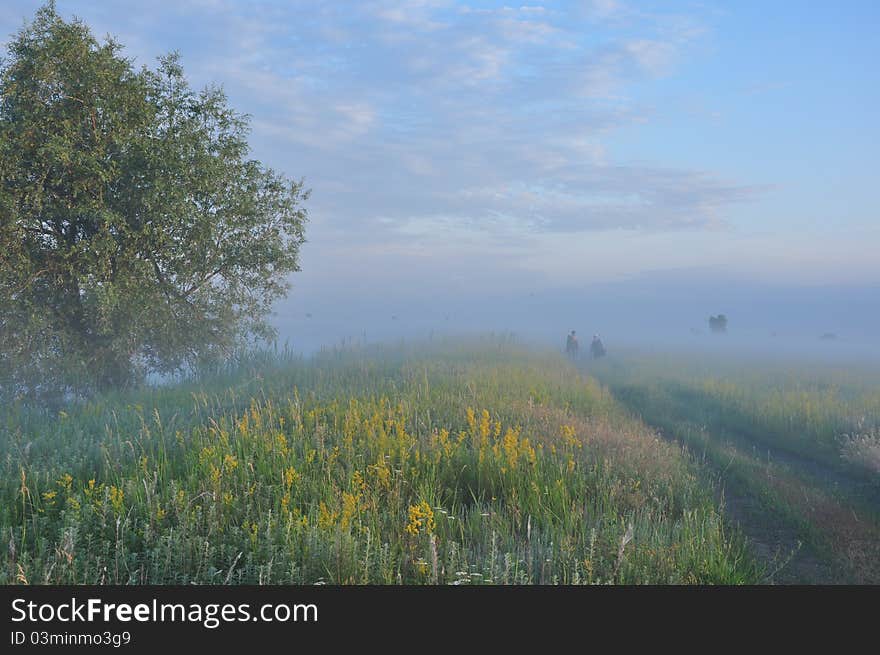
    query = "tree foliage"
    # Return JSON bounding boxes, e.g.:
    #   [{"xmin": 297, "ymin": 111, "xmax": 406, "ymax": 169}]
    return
[
  {"xmin": 708, "ymin": 314, "xmax": 728, "ymax": 334},
  {"xmin": 0, "ymin": 4, "xmax": 308, "ymax": 399}
]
